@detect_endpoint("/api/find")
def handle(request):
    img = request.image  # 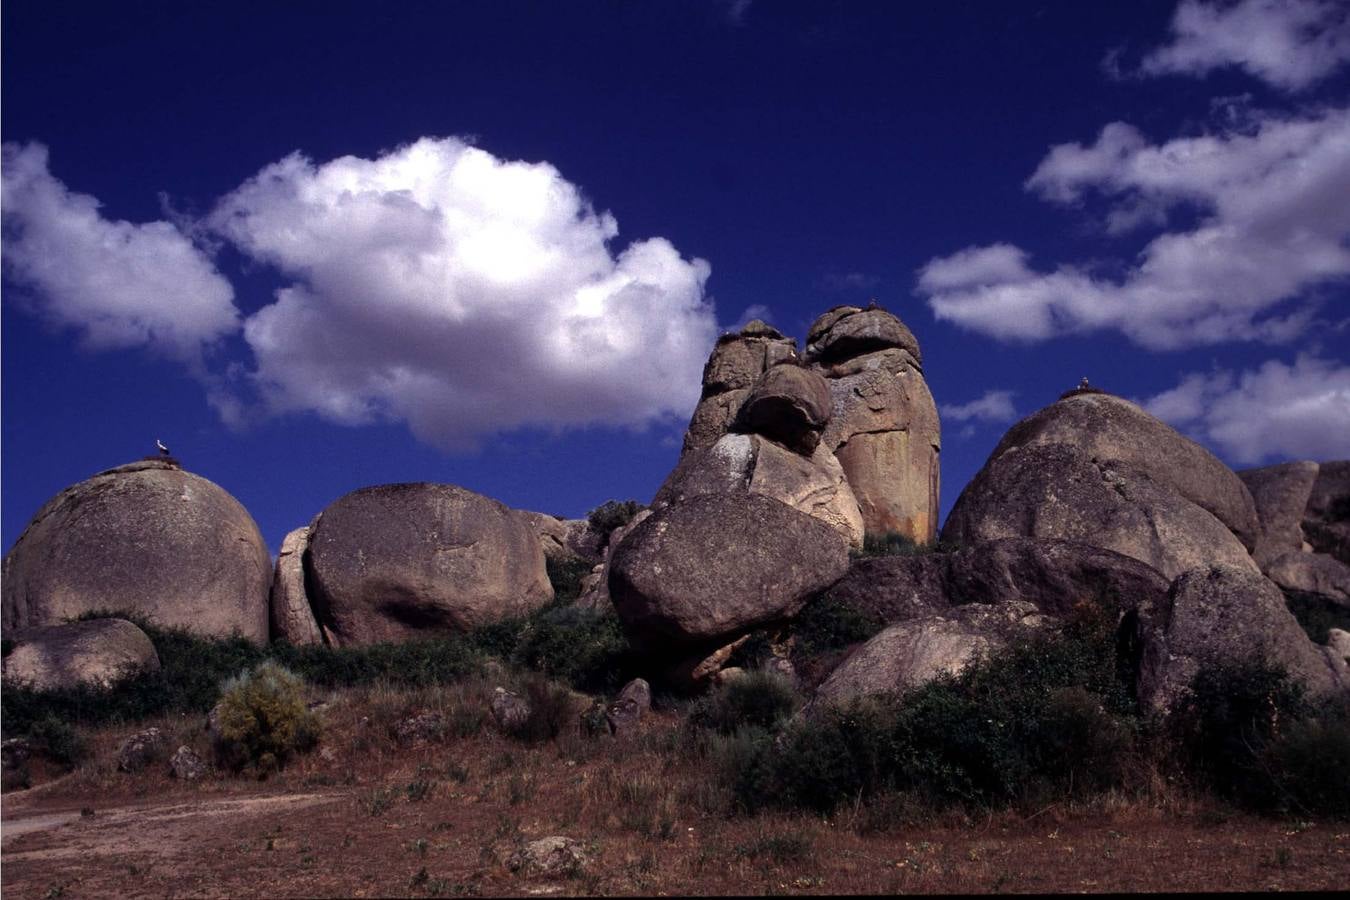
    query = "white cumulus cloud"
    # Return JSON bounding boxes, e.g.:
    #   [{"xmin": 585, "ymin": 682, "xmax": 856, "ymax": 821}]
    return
[
  {"xmin": 1143, "ymin": 354, "xmax": 1350, "ymax": 464},
  {"xmin": 941, "ymin": 389, "xmax": 1019, "ymax": 424},
  {"xmin": 1140, "ymin": 0, "xmax": 1350, "ymax": 92},
  {"xmin": 918, "ymin": 106, "xmax": 1350, "ymax": 349},
  {"xmin": 0, "ymin": 142, "xmax": 238, "ymax": 362},
  {"xmin": 208, "ymin": 137, "xmax": 717, "ymax": 447}
]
